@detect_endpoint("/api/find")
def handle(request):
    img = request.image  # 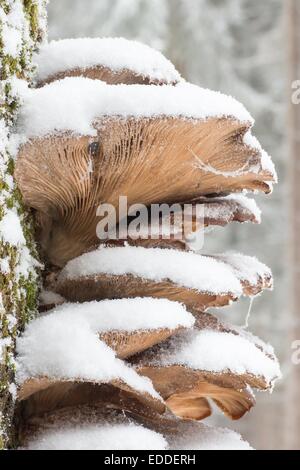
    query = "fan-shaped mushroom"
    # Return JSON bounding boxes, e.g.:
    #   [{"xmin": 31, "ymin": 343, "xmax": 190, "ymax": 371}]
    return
[
  {"xmin": 99, "ymin": 194, "xmax": 261, "ymax": 252},
  {"xmin": 55, "ymin": 246, "xmax": 272, "ymax": 312},
  {"xmin": 15, "ymin": 78, "xmax": 275, "ymax": 266},
  {"xmin": 35, "ymin": 298, "xmax": 195, "ymax": 359},
  {"xmin": 35, "ymin": 37, "xmax": 182, "ymax": 87},
  {"xmin": 133, "ymin": 316, "xmax": 280, "ymax": 421},
  {"xmin": 16, "ymin": 306, "xmax": 164, "ymax": 422},
  {"xmin": 19, "ymin": 405, "xmax": 251, "ymax": 450}
]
